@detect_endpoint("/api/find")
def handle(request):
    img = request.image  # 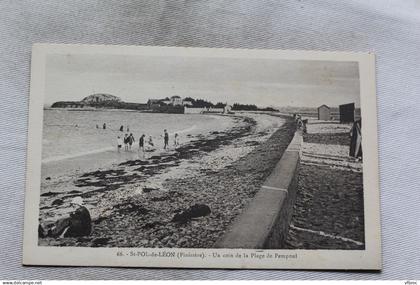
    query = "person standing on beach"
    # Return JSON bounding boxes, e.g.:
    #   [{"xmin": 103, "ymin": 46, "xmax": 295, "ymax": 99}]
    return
[
  {"xmin": 120, "ymin": 125, "xmax": 124, "ymax": 132},
  {"xmin": 103, "ymin": 123, "xmax": 106, "ymax": 130},
  {"xmin": 128, "ymin": 133, "xmax": 135, "ymax": 151},
  {"xmin": 163, "ymin": 129, "xmax": 169, "ymax": 150},
  {"xmin": 124, "ymin": 134, "xmax": 129, "ymax": 151},
  {"xmin": 174, "ymin": 133, "xmax": 179, "ymax": 147}
]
